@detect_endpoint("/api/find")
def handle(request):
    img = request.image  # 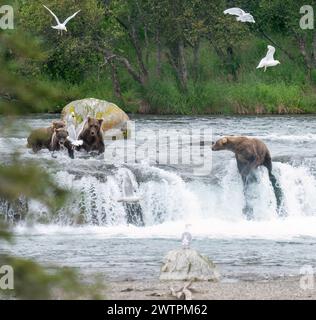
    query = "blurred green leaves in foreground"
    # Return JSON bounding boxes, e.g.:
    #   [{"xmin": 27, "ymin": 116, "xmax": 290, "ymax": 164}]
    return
[
  {"xmin": 0, "ymin": 31, "xmax": 62, "ymax": 115},
  {"xmin": 0, "ymin": 30, "xmax": 104, "ymax": 299}
]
